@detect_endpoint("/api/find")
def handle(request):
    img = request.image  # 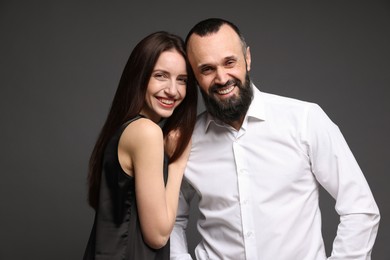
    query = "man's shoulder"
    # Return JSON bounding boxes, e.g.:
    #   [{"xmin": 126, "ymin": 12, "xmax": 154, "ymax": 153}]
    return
[
  {"xmin": 254, "ymin": 90, "xmax": 325, "ymax": 123},
  {"xmin": 260, "ymin": 91, "xmax": 312, "ymax": 107},
  {"xmin": 258, "ymin": 90, "xmax": 318, "ymax": 114},
  {"xmin": 193, "ymin": 110, "xmax": 208, "ymax": 129}
]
